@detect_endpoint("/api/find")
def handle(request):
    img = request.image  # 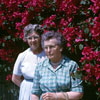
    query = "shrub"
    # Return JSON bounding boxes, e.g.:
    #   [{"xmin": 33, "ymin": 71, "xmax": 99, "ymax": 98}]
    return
[{"xmin": 0, "ymin": 0, "xmax": 100, "ymax": 99}]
